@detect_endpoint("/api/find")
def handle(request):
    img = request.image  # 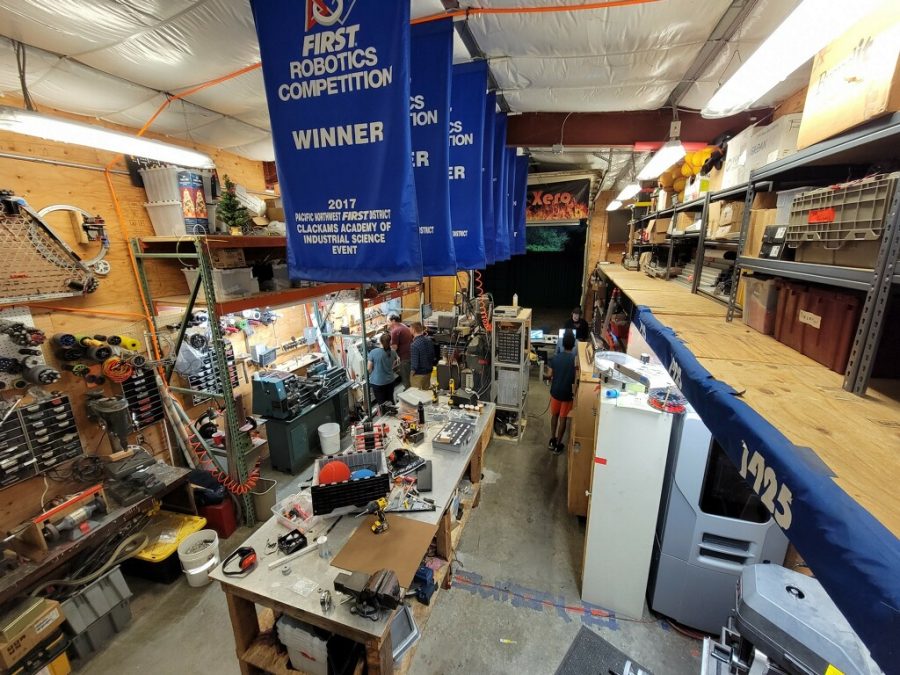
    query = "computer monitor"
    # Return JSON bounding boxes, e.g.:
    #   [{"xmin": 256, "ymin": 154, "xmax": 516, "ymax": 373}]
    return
[
  {"xmin": 530, "ymin": 329, "xmax": 544, "ymax": 340},
  {"xmin": 437, "ymin": 313, "xmax": 455, "ymax": 330},
  {"xmin": 421, "ymin": 303, "xmax": 433, "ymax": 320}
]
